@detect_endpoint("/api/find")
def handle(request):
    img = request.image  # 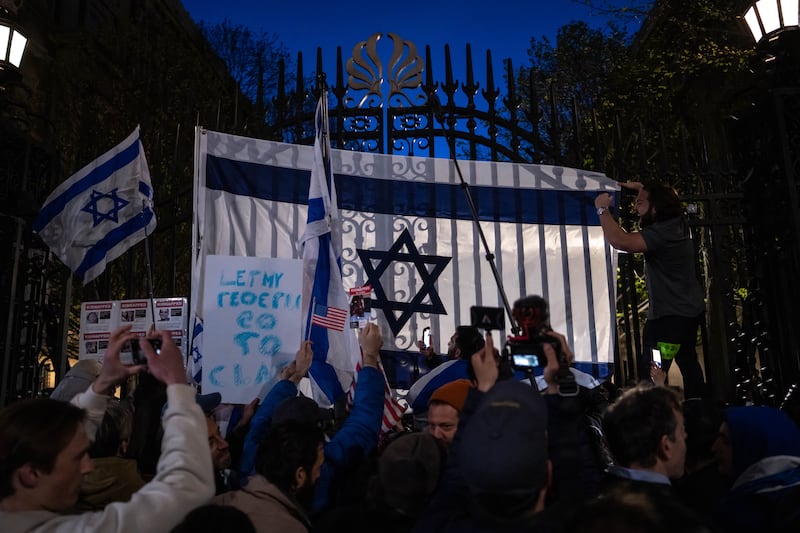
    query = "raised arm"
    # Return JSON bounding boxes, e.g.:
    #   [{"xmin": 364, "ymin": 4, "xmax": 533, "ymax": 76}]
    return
[
  {"xmin": 239, "ymin": 340, "xmax": 313, "ymax": 475},
  {"xmin": 70, "ymin": 325, "xmax": 145, "ymax": 440},
  {"xmin": 595, "ymin": 192, "xmax": 647, "ymax": 253},
  {"xmin": 57, "ymin": 329, "xmax": 215, "ymax": 532}
]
